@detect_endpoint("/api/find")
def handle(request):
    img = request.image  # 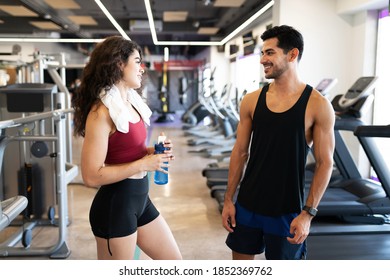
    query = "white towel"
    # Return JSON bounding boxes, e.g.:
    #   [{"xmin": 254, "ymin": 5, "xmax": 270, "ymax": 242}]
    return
[{"xmin": 100, "ymin": 85, "xmax": 152, "ymax": 133}]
